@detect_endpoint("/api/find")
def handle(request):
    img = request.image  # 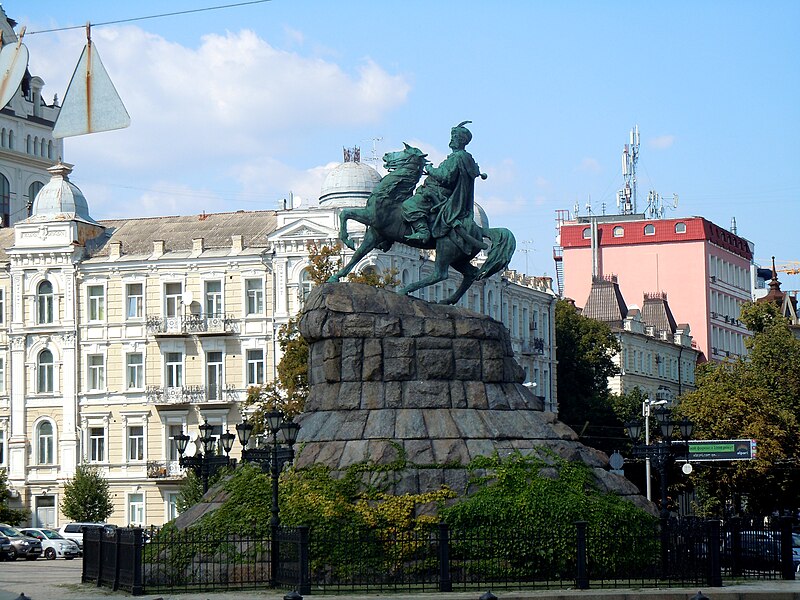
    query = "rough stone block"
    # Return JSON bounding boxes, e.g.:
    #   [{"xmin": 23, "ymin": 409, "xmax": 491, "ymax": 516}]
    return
[
  {"xmin": 422, "ymin": 409, "xmax": 461, "ymax": 439},
  {"xmin": 311, "ymin": 441, "xmax": 345, "ymax": 467},
  {"xmin": 384, "ymin": 381, "xmax": 403, "ymax": 408},
  {"xmin": 454, "ymin": 358, "xmax": 482, "ymax": 380},
  {"xmin": 343, "ymin": 313, "xmax": 376, "ymax": 338},
  {"xmin": 465, "ymin": 439, "xmax": 496, "ymax": 461},
  {"xmin": 364, "ymin": 410, "xmax": 396, "ymax": 439},
  {"xmin": 450, "ymin": 380, "xmax": 466, "ymax": 408},
  {"xmin": 482, "ymin": 340, "xmax": 505, "ymax": 360},
  {"xmin": 417, "ymin": 349, "xmax": 454, "ymax": 379},
  {"xmin": 366, "ymin": 439, "xmax": 402, "ymax": 465},
  {"xmin": 424, "ymin": 318, "xmax": 455, "ymax": 337},
  {"xmin": 375, "ymin": 316, "xmax": 402, "ymax": 337},
  {"xmin": 417, "ymin": 468, "xmax": 445, "ymax": 491},
  {"xmin": 337, "ymin": 382, "xmax": 362, "ymax": 410},
  {"xmin": 384, "ymin": 357, "xmax": 415, "ymax": 380},
  {"xmin": 361, "ymin": 352, "xmax": 383, "ymax": 381},
  {"xmin": 336, "ymin": 412, "xmax": 369, "ymax": 440},
  {"xmin": 455, "ymin": 318, "xmax": 487, "ymax": 339},
  {"xmin": 416, "ymin": 337, "xmax": 452, "ymax": 350},
  {"xmin": 482, "ymin": 359, "xmax": 505, "ymax": 382},
  {"xmin": 360, "ymin": 381, "xmax": 384, "ymax": 410},
  {"xmin": 431, "ymin": 439, "xmax": 470, "ymax": 465},
  {"xmin": 338, "ymin": 440, "xmax": 370, "ymax": 467},
  {"xmin": 450, "ymin": 409, "xmax": 489, "ymax": 439},
  {"xmin": 314, "ymin": 411, "xmax": 347, "ymax": 440},
  {"xmin": 317, "ymin": 383, "xmax": 341, "ymax": 411},
  {"xmin": 404, "ymin": 380, "xmax": 450, "ymax": 408},
  {"xmin": 384, "ymin": 338, "xmax": 415, "ymax": 358},
  {"xmin": 504, "ymin": 358, "xmax": 526, "ymax": 383},
  {"xmin": 485, "ymin": 384, "xmax": 511, "ymax": 410},
  {"xmin": 453, "ymin": 338, "xmax": 481, "ymax": 358},
  {"xmin": 404, "ymin": 439, "xmax": 435, "ymax": 464},
  {"xmin": 464, "ymin": 382, "xmax": 488, "ymax": 409},
  {"xmin": 394, "ymin": 409, "xmax": 426, "ymax": 439}
]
